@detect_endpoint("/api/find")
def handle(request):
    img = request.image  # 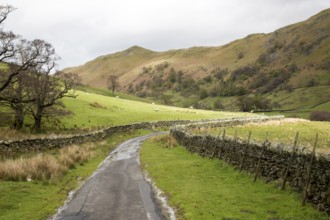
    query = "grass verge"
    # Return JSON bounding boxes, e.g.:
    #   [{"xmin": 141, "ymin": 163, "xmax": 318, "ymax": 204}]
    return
[
  {"xmin": 140, "ymin": 135, "xmax": 329, "ymax": 220},
  {"xmin": 0, "ymin": 129, "xmax": 152, "ymax": 220}
]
